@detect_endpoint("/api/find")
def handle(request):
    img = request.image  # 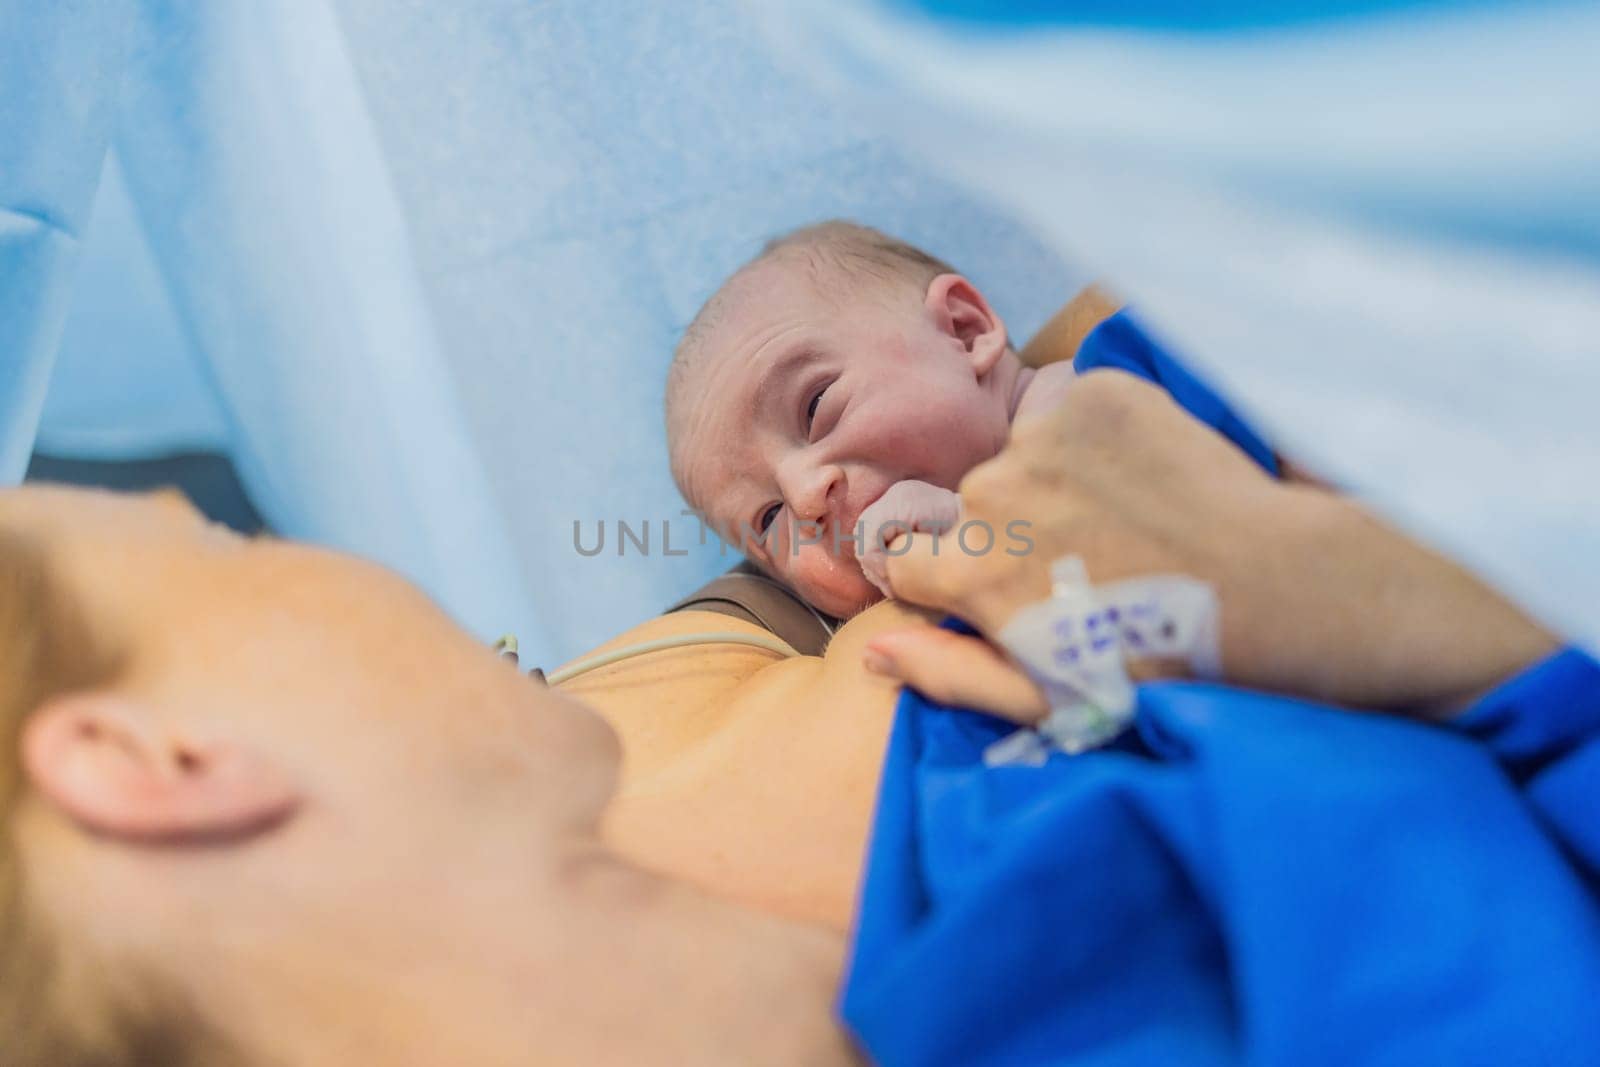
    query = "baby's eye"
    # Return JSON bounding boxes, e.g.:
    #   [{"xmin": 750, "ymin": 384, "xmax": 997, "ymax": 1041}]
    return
[
  {"xmin": 758, "ymin": 502, "xmax": 782, "ymax": 534},
  {"xmin": 806, "ymin": 385, "xmax": 828, "ymax": 430}
]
